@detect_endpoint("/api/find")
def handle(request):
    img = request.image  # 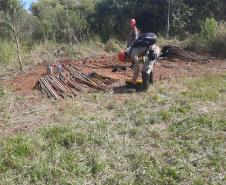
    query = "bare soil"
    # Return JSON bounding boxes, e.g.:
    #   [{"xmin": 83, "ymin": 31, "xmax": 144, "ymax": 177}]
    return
[
  {"xmin": 6, "ymin": 55, "xmax": 226, "ymax": 96},
  {"xmin": 1, "ymin": 54, "xmax": 226, "ymax": 135}
]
